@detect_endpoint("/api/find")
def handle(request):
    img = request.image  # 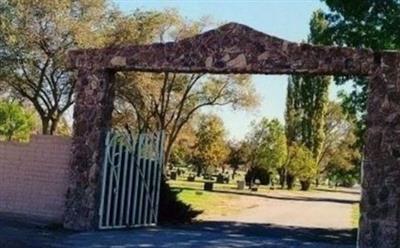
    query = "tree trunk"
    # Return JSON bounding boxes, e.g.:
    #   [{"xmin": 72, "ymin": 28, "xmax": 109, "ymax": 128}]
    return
[
  {"xmin": 162, "ymin": 136, "xmax": 173, "ymax": 175},
  {"xmin": 286, "ymin": 173, "xmax": 295, "ymax": 190},
  {"xmin": 41, "ymin": 118, "xmax": 50, "ymax": 135},
  {"xmin": 300, "ymin": 180, "xmax": 311, "ymax": 191},
  {"xmin": 49, "ymin": 118, "xmax": 59, "ymax": 135},
  {"xmin": 39, "ymin": 115, "xmax": 63, "ymax": 135},
  {"xmin": 232, "ymin": 168, "xmax": 237, "ymax": 179},
  {"xmin": 196, "ymin": 164, "xmax": 202, "ymax": 177},
  {"xmin": 278, "ymin": 168, "xmax": 286, "ymax": 189},
  {"xmin": 164, "ymin": 143, "xmax": 172, "ymax": 169},
  {"xmin": 315, "ymin": 177, "xmax": 320, "ymax": 188},
  {"xmin": 7, "ymin": 132, "xmax": 13, "ymax": 141}
]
